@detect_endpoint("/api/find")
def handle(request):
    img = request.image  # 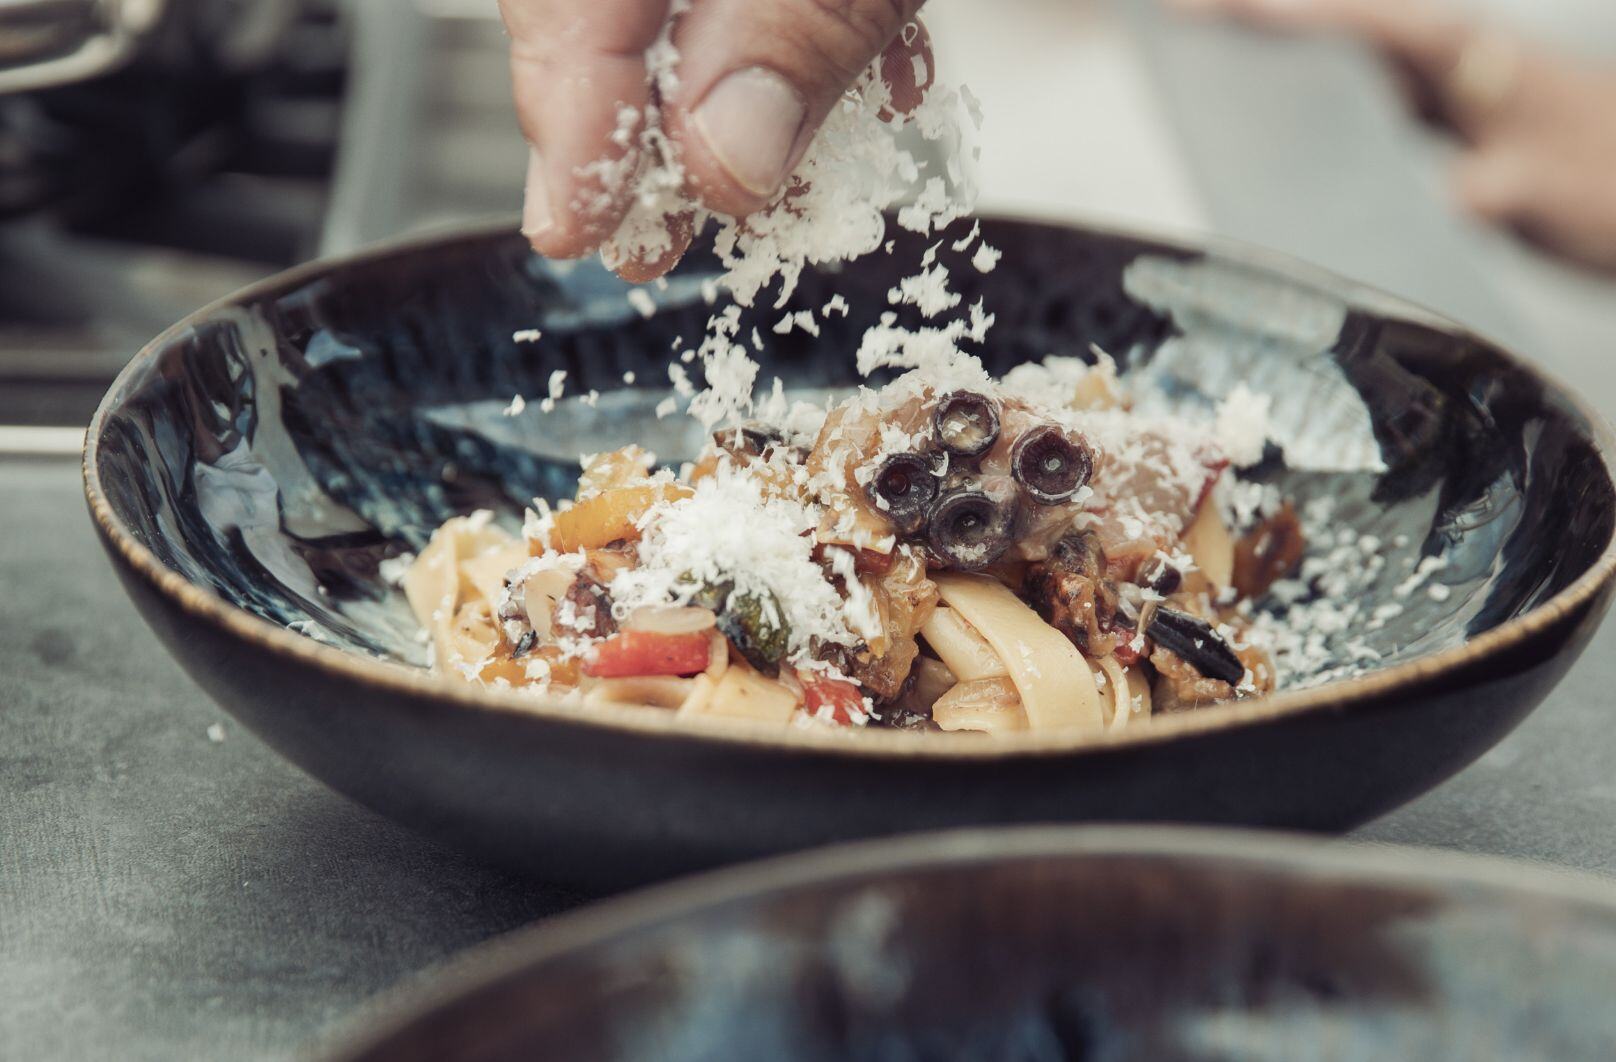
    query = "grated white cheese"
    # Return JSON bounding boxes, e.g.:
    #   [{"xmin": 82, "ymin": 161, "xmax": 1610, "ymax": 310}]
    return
[
  {"xmin": 379, "ymin": 552, "xmax": 415, "ymax": 587},
  {"xmin": 502, "ymin": 394, "xmax": 526, "ymax": 417},
  {"xmin": 1215, "ymin": 384, "xmax": 1272, "ymax": 469},
  {"xmin": 887, "ymin": 263, "xmax": 961, "ymax": 318},
  {"xmin": 627, "ymin": 289, "xmax": 656, "ymax": 318},
  {"xmin": 606, "ymin": 464, "xmax": 859, "ymax": 658}
]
